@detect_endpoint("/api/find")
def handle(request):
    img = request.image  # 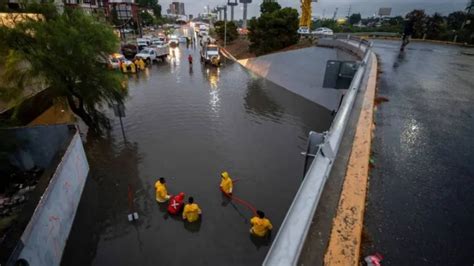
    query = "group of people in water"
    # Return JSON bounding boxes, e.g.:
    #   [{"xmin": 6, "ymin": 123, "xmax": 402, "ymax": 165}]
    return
[{"xmin": 154, "ymin": 171, "xmax": 273, "ymax": 238}]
